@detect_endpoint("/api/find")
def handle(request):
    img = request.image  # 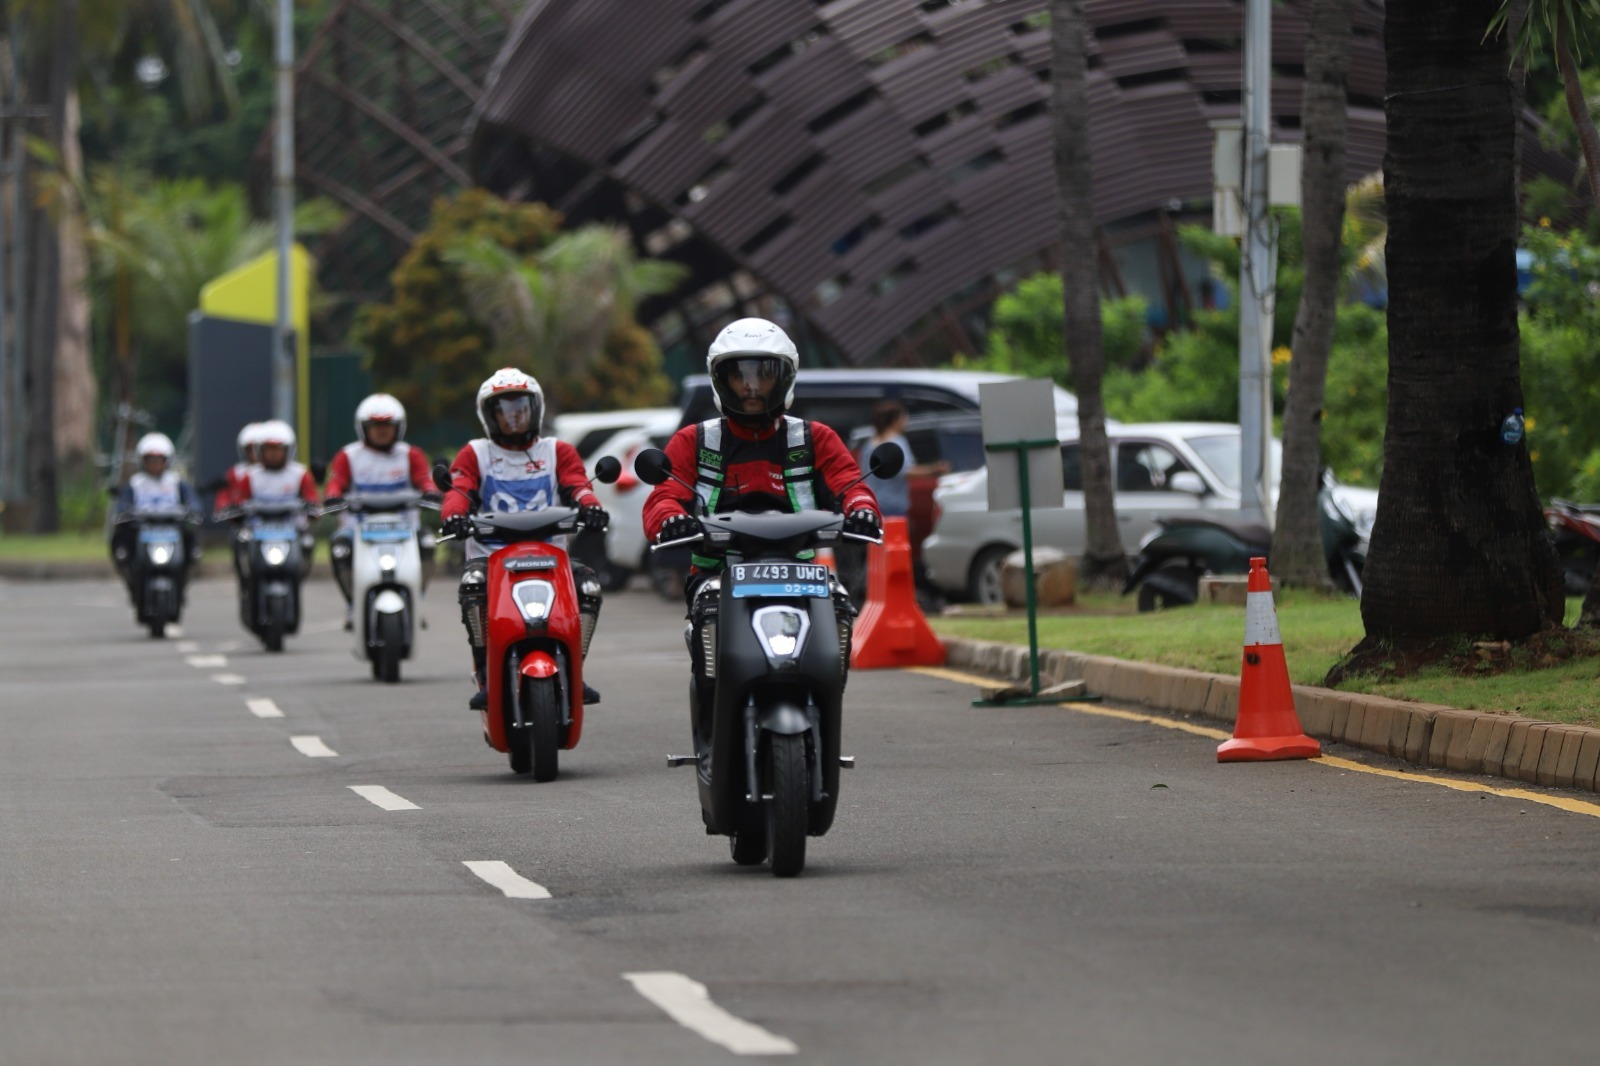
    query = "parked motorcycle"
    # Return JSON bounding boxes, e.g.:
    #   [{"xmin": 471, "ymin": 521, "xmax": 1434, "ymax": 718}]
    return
[
  {"xmin": 116, "ymin": 505, "xmax": 198, "ymax": 637},
  {"xmin": 1544, "ymin": 498, "xmax": 1600, "ymax": 596},
  {"xmin": 222, "ymin": 499, "xmax": 316, "ymax": 651},
  {"xmin": 323, "ymin": 489, "xmax": 440, "ymax": 683},
  {"xmin": 635, "ymin": 442, "xmax": 903, "ymax": 877},
  {"xmin": 434, "ymin": 458, "xmax": 621, "ymax": 781},
  {"xmin": 1124, "ymin": 471, "xmax": 1369, "ymax": 610}
]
